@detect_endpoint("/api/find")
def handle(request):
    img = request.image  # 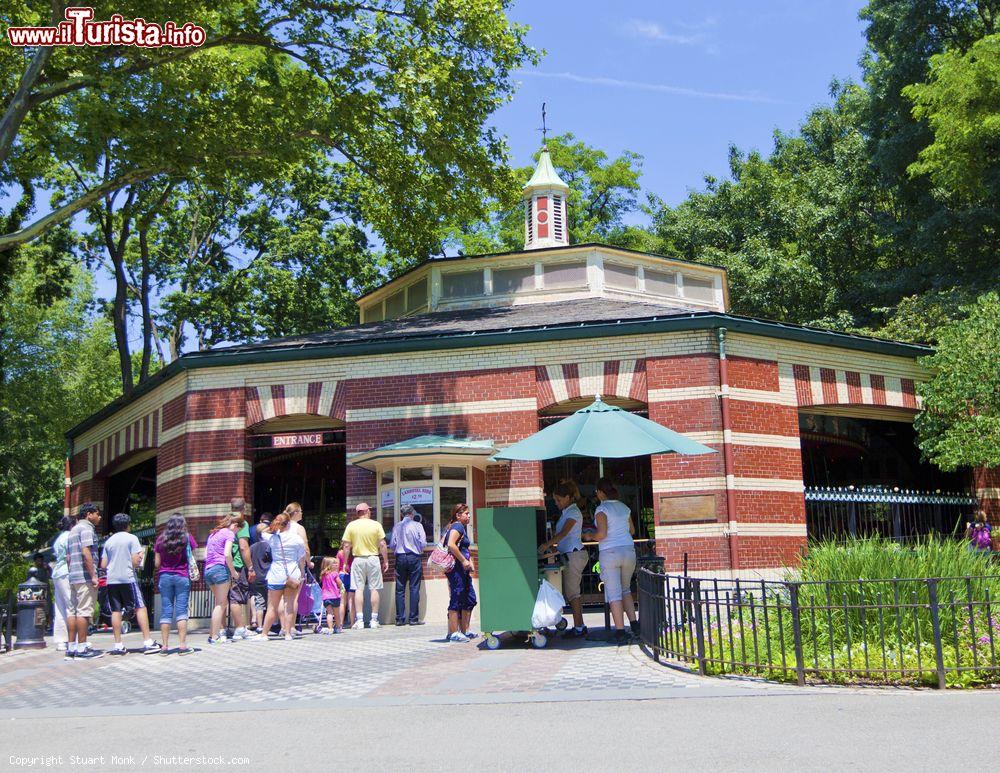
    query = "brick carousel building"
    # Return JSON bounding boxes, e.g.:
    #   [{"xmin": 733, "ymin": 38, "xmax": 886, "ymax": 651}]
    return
[{"xmin": 65, "ymin": 147, "xmax": 998, "ymax": 621}]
